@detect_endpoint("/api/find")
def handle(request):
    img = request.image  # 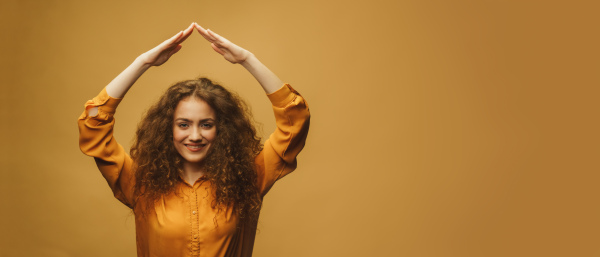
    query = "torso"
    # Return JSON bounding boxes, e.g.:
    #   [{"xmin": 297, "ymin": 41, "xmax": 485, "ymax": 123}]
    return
[{"xmin": 133, "ymin": 178, "xmax": 242, "ymax": 257}]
